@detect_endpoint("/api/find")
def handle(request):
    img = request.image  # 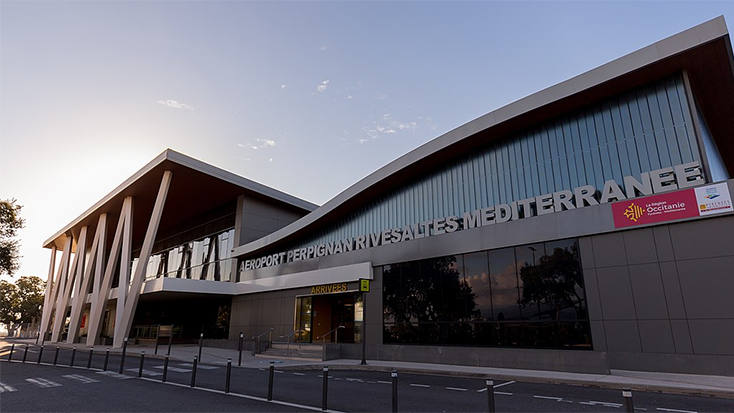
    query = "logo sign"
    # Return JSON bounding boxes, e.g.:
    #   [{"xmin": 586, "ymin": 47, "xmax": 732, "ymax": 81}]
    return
[
  {"xmin": 360, "ymin": 279, "xmax": 370, "ymax": 292},
  {"xmin": 695, "ymin": 183, "xmax": 733, "ymax": 216},
  {"xmin": 613, "ymin": 183, "xmax": 732, "ymax": 228}
]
